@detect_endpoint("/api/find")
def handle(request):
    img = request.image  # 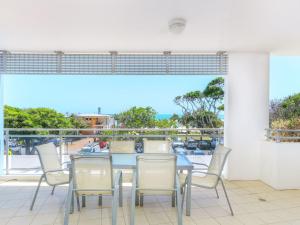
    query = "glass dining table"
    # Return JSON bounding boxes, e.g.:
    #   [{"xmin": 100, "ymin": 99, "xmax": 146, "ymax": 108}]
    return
[{"xmin": 78, "ymin": 153, "xmax": 194, "ymax": 216}]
